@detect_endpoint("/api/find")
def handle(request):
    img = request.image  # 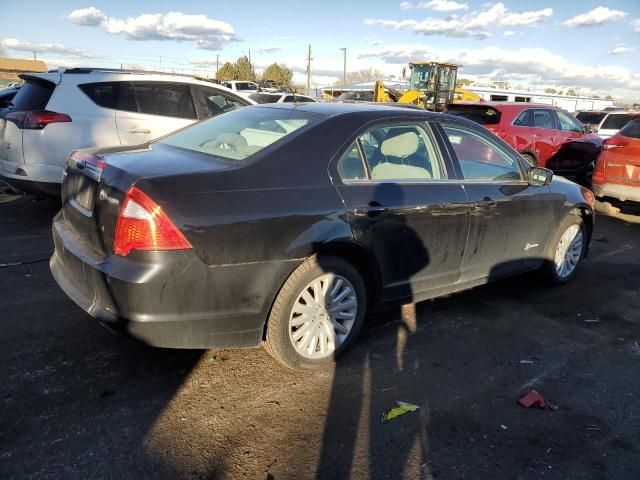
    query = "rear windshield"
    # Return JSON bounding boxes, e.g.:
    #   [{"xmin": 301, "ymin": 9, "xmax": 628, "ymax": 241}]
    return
[
  {"xmin": 601, "ymin": 113, "xmax": 634, "ymax": 130},
  {"xmin": 10, "ymin": 79, "xmax": 54, "ymax": 111},
  {"xmin": 444, "ymin": 105, "xmax": 501, "ymax": 125},
  {"xmin": 619, "ymin": 120, "xmax": 640, "ymax": 139},
  {"xmin": 249, "ymin": 93, "xmax": 281, "ymax": 104},
  {"xmin": 159, "ymin": 106, "xmax": 320, "ymax": 161},
  {"xmin": 576, "ymin": 111, "xmax": 607, "ymax": 125}
]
